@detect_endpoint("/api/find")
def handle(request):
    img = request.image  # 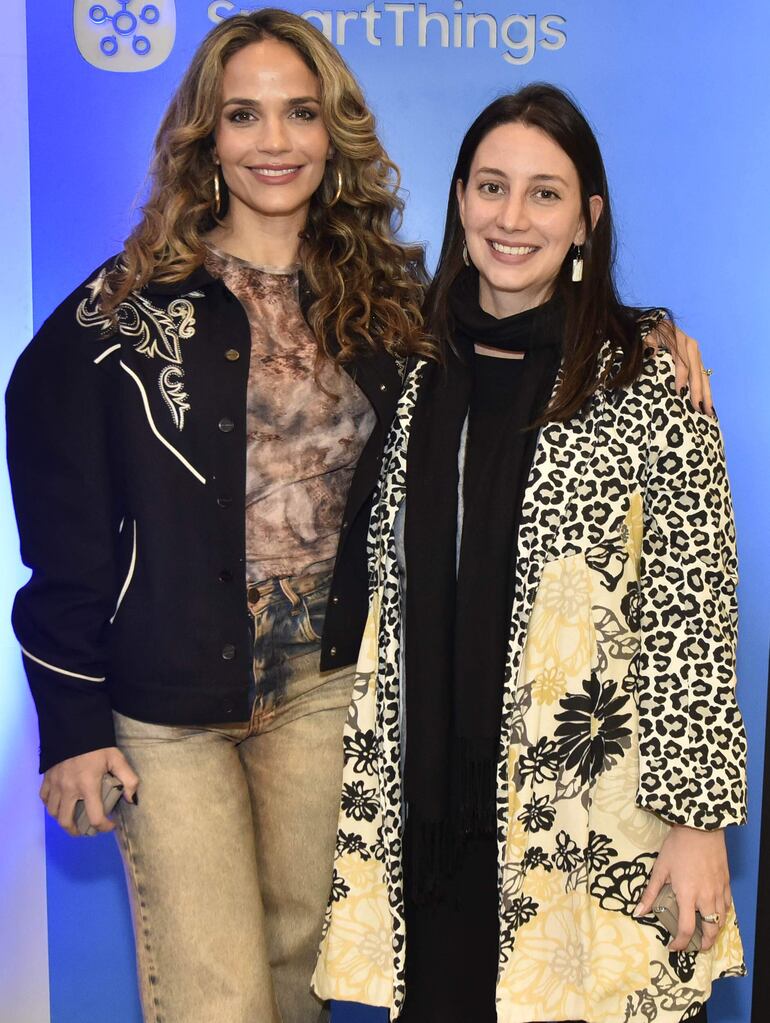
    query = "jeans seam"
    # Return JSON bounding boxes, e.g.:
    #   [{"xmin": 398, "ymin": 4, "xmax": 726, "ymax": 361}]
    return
[
  {"xmin": 118, "ymin": 807, "xmax": 164, "ymax": 1023},
  {"xmin": 299, "ymin": 593, "xmax": 323, "ymax": 643}
]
